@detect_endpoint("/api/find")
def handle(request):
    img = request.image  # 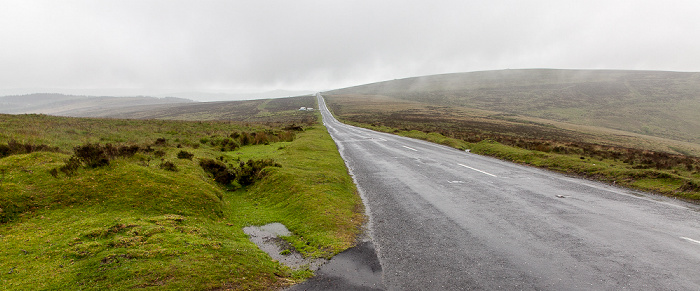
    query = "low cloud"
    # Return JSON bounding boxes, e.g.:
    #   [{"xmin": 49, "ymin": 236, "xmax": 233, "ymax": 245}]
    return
[{"xmin": 1, "ymin": 0, "xmax": 699, "ymax": 99}]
